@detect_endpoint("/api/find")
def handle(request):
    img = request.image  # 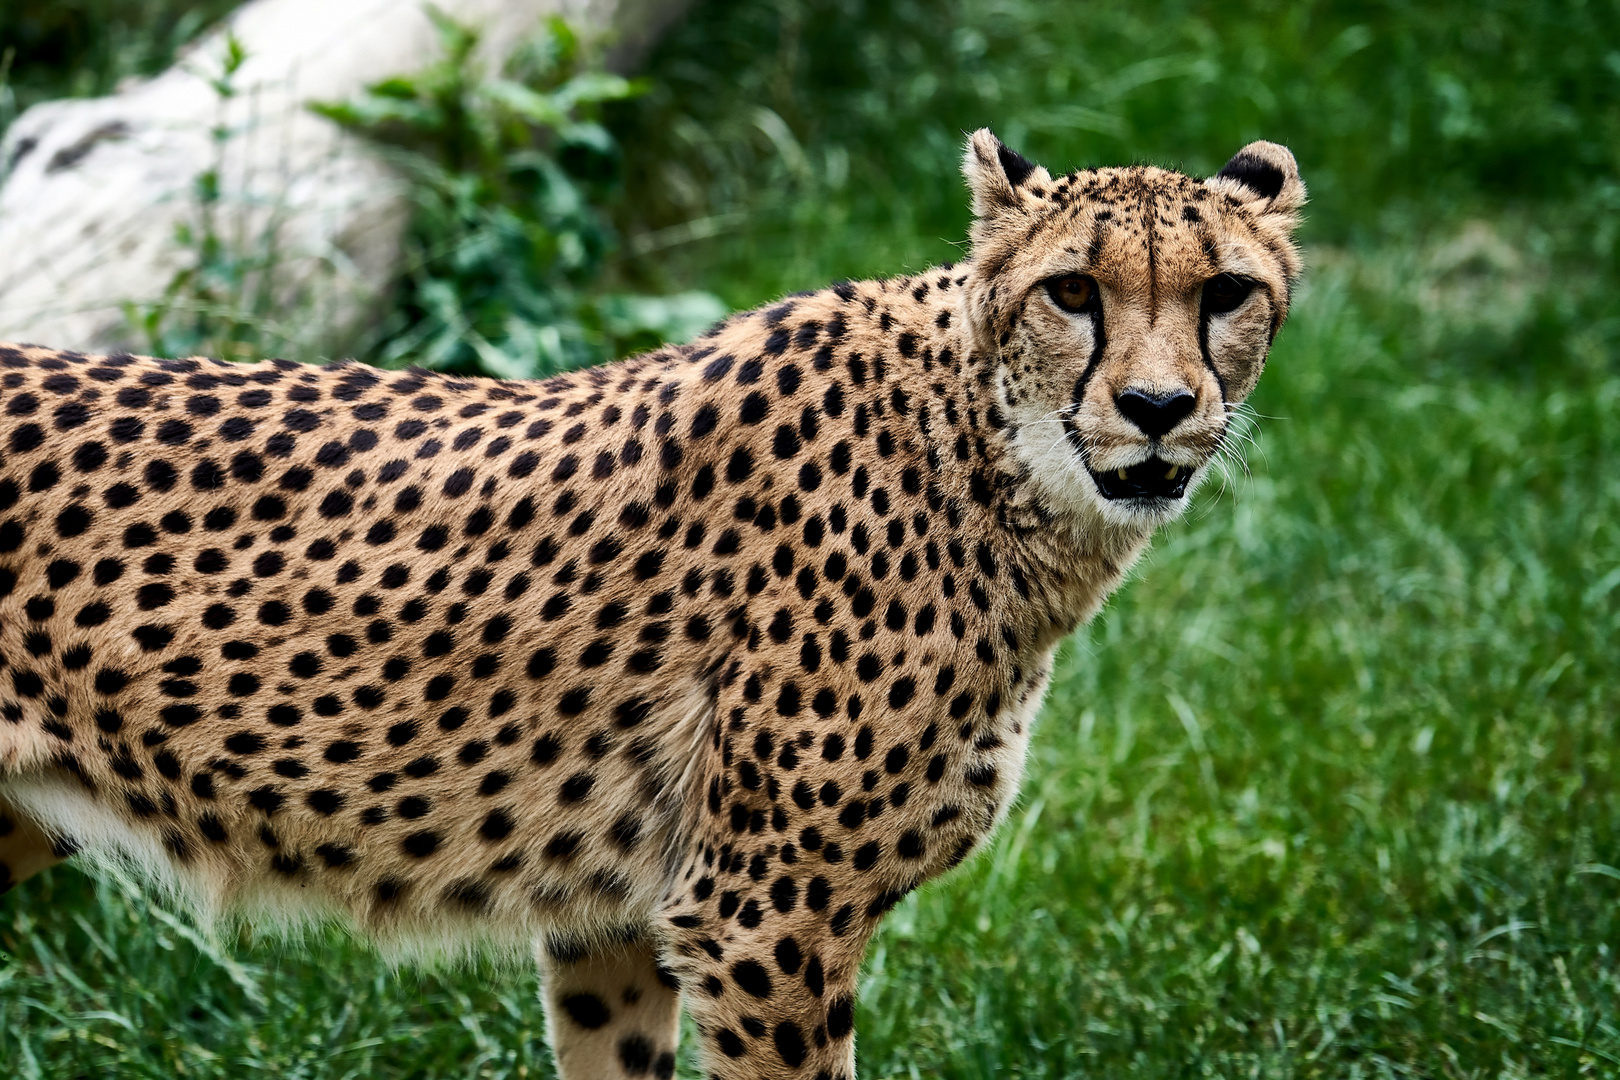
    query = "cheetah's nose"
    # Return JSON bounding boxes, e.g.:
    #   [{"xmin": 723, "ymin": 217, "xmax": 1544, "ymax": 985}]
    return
[{"xmin": 1114, "ymin": 388, "xmax": 1196, "ymax": 438}]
